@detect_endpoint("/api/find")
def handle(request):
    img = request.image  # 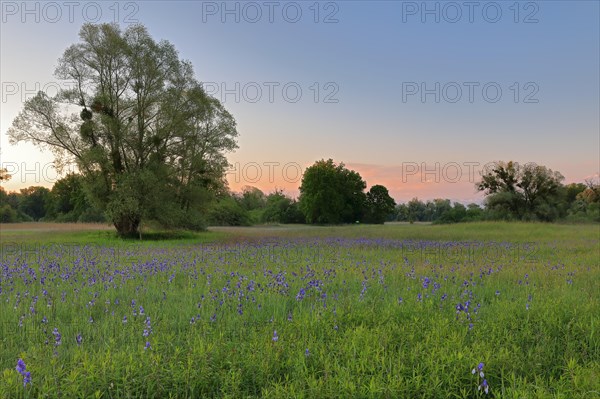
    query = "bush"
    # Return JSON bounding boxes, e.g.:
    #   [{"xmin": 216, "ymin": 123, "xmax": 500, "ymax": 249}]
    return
[
  {"xmin": 0, "ymin": 204, "xmax": 17, "ymax": 223},
  {"xmin": 281, "ymin": 201, "xmax": 305, "ymax": 223},
  {"xmin": 261, "ymin": 192, "xmax": 304, "ymax": 224},
  {"xmin": 208, "ymin": 197, "xmax": 252, "ymax": 226},
  {"xmin": 78, "ymin": 208, "xmax": 108, "ymax": 223}
]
